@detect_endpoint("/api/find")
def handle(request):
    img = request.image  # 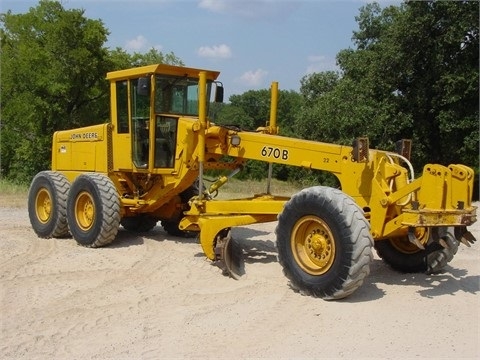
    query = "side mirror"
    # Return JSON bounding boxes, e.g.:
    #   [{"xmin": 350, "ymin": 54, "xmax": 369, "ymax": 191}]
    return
[
  {"xmin": 137, "ymin": 77, "xmax": 151, "ymax": 96},
  {"xmin": 215, "ymin": 82, "xmax": 224, "ymax": 103}
]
